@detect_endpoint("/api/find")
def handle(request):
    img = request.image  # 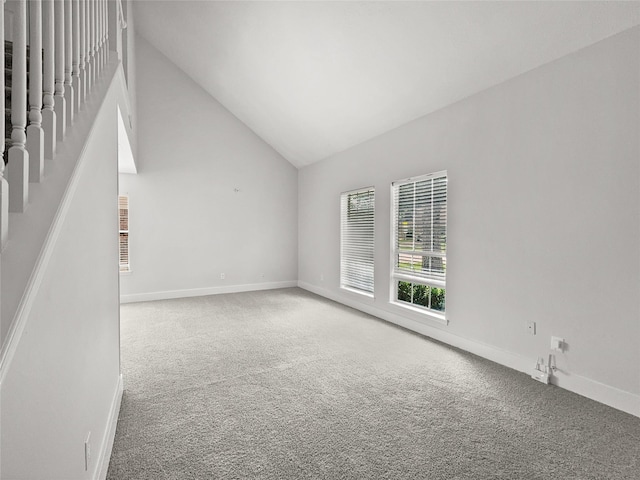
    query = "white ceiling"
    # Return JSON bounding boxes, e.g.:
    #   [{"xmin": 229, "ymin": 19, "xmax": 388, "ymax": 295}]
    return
[{"xmin": 134, "ymin": 1, "xmax": 640, "ymax": 168}]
